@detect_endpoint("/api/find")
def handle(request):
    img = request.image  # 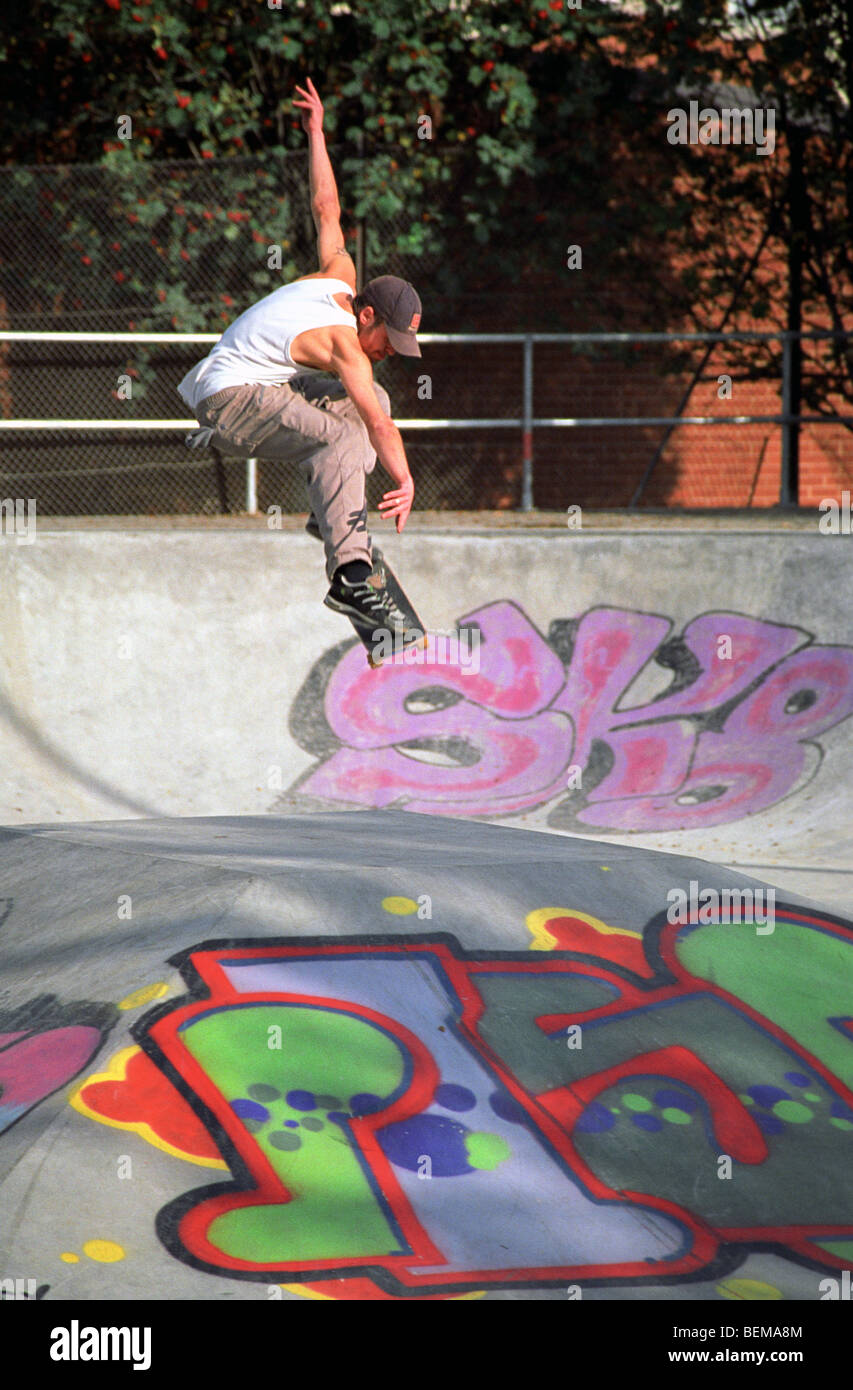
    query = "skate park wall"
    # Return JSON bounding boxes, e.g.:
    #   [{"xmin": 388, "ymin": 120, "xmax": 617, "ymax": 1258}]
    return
[{"xmin": 1, "ymin": 524, "xmax": 851, "ymax": 887}]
